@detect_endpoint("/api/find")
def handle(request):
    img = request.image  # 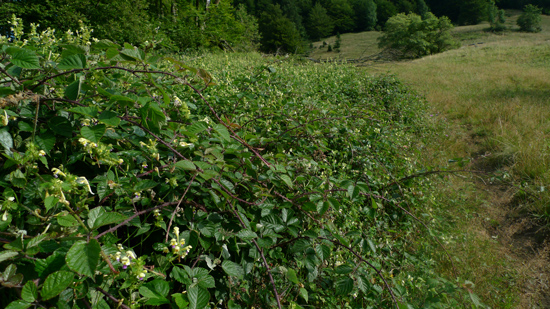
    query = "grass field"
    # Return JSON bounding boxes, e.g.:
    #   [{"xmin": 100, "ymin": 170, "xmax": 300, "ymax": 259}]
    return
[{"xmin": 311, "ymin": 11, "xmax": 550, "ymax": 308}]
